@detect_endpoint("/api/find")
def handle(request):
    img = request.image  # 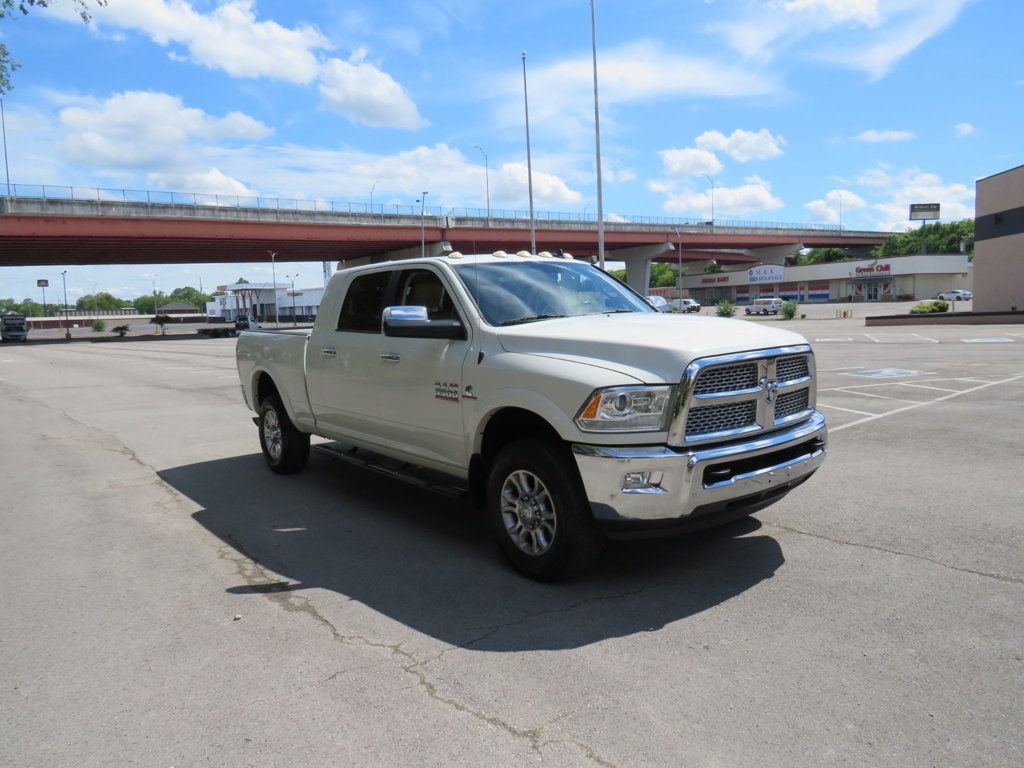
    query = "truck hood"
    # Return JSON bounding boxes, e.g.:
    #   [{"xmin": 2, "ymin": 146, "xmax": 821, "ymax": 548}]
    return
[{"xmin": 496, "ymin": 313, "xmax": 810, "ymax": 383}]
